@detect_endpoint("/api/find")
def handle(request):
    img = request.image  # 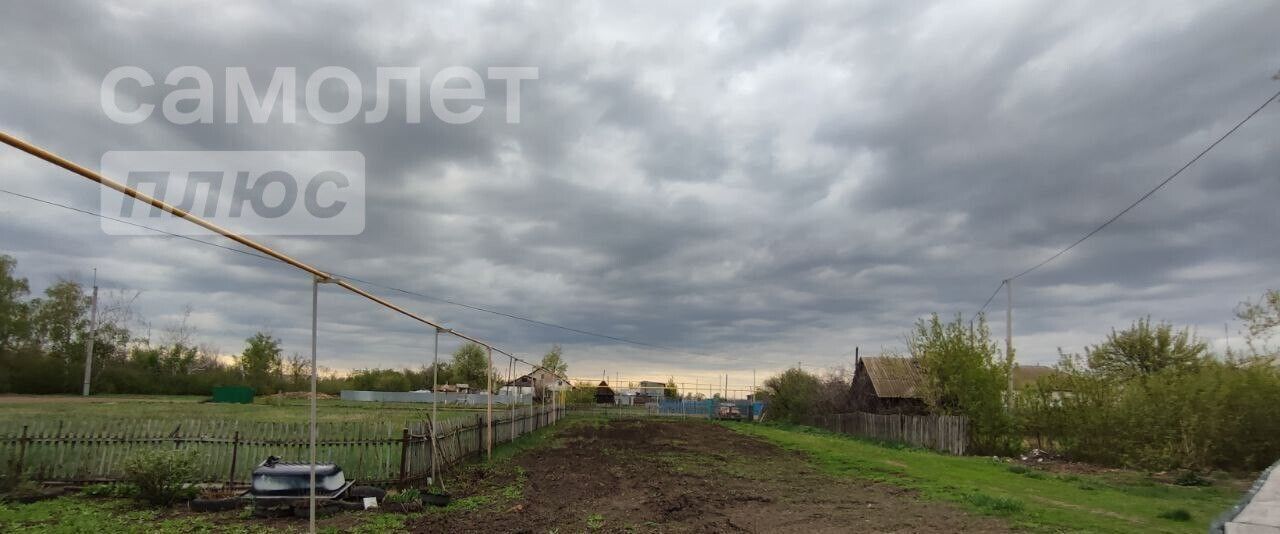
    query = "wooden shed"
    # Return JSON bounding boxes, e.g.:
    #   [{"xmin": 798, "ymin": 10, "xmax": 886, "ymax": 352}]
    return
[
  {"xmin": 595, "ymin": 381, "xmax": 616, "ymax": 405},
  {"xmin": 850, "ymin": 356, "xmax": 929, "ymax": 415}
]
